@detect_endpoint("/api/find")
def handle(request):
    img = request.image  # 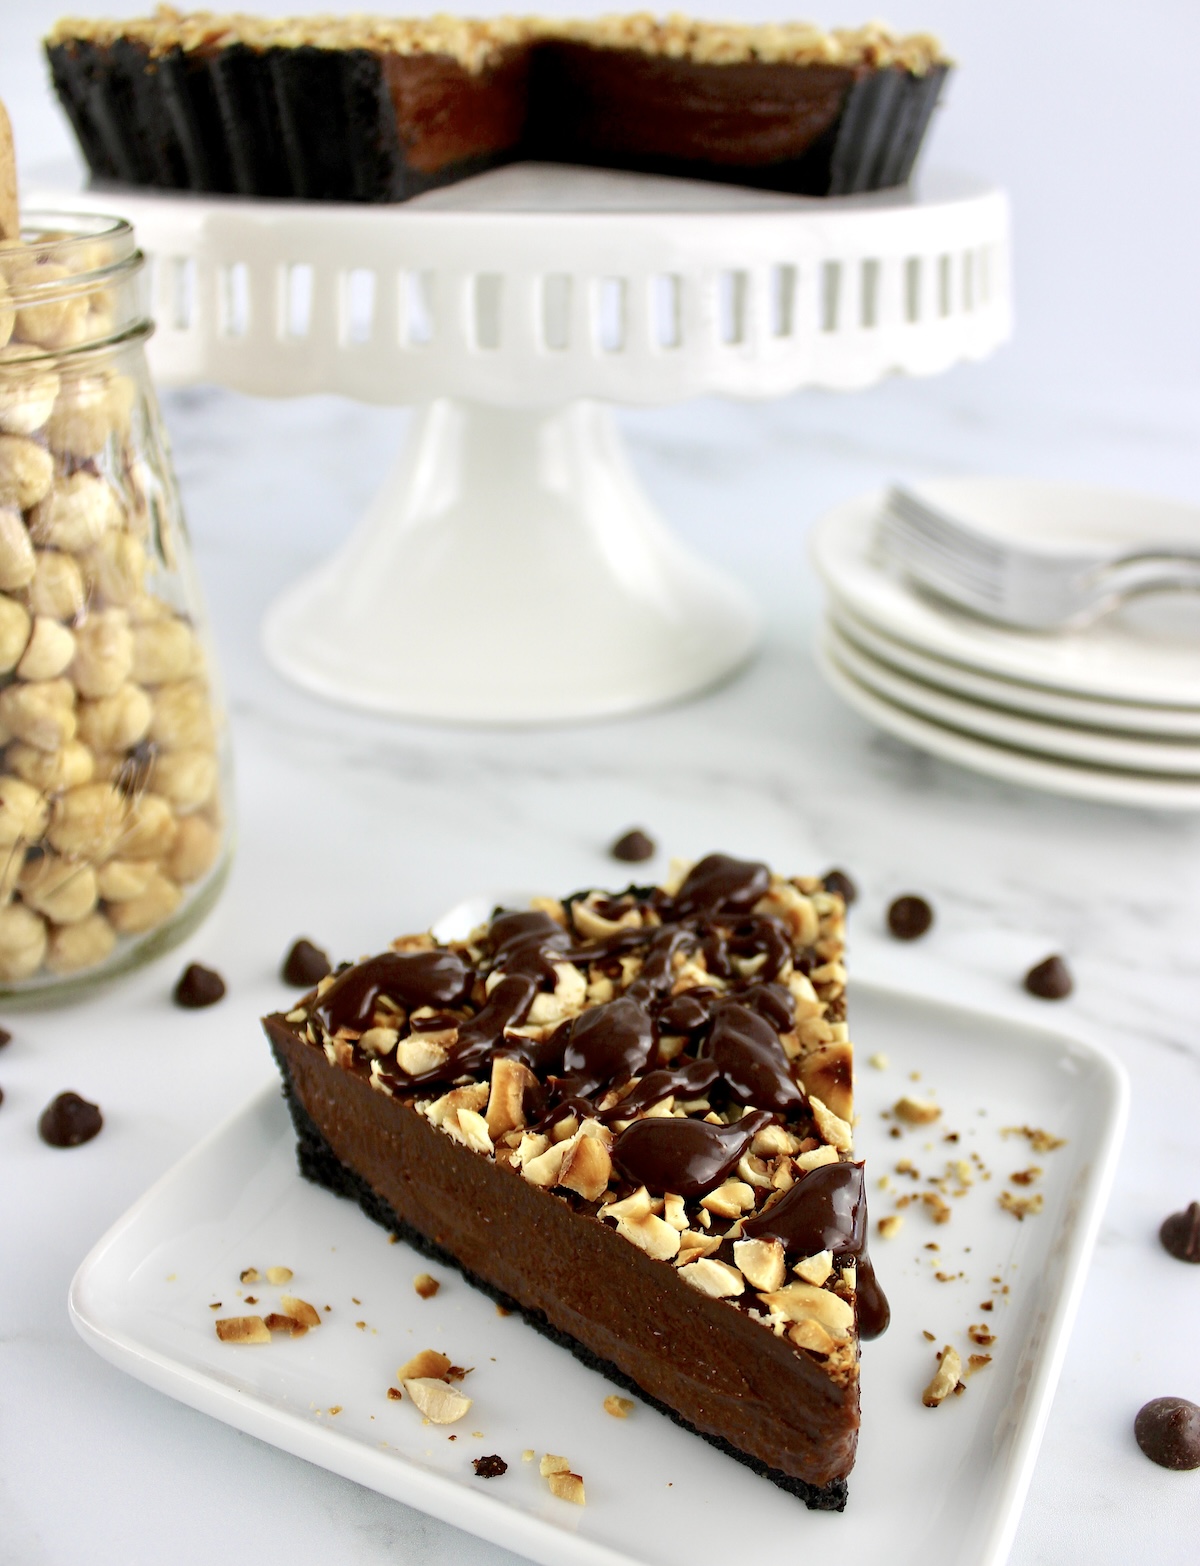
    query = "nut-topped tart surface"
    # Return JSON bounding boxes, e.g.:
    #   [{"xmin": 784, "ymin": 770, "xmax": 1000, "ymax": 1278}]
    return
[{"xmin": 263, "ymin": 853, "xmax": 888, "ymax": 1509}]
